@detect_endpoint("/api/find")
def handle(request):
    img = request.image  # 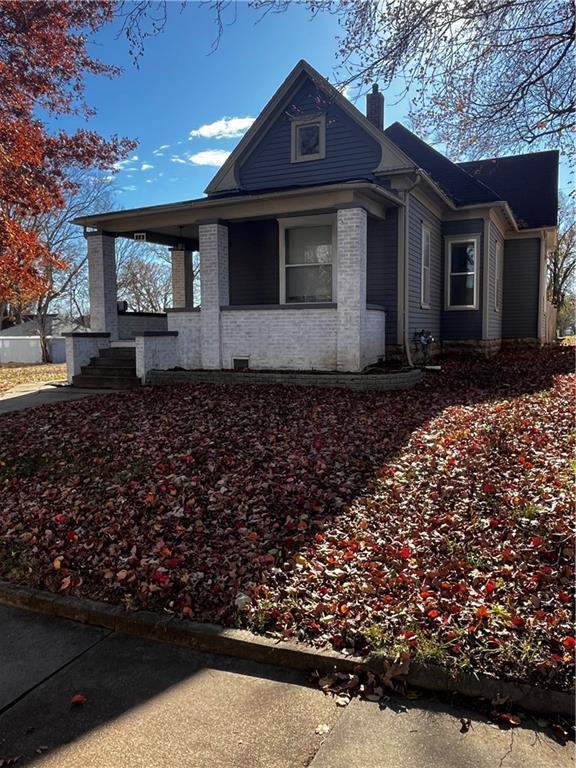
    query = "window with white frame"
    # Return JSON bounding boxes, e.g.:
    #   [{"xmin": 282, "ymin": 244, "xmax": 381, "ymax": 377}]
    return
[
  {"xmin": 494, "ymin": 240, "xmax": 502, "ymax": 311},
  {"xmin": 291, "ymin": 115, "xmax": 326, "ymax": 163},
  {"xmin": 282, "ymin": 222, "xmax": 334, "ymax": 303},
  {"xmin": 421, "ymin": 225, "xmax": 431, "ymax": 308},
  {"xmin": 445, "ymin": 236, "xmax": 480, "ymax": 309}
]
